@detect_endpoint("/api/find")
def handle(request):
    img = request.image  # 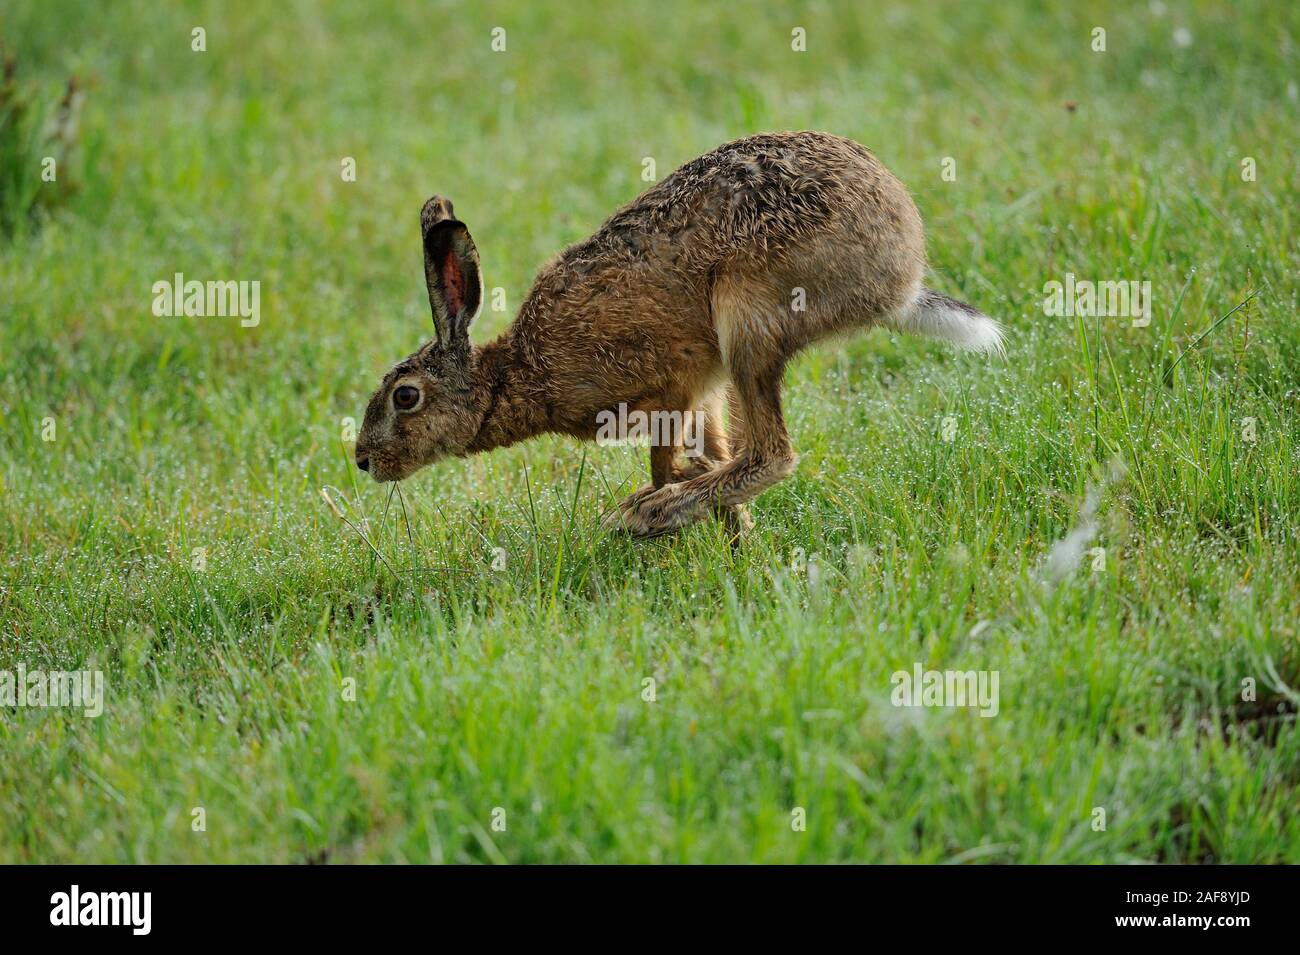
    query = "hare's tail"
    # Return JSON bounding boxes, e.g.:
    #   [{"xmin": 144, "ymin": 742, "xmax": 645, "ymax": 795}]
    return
[{"xmin": 883, "ymin": 286, "xmax": 1004, "ymax": 355}]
